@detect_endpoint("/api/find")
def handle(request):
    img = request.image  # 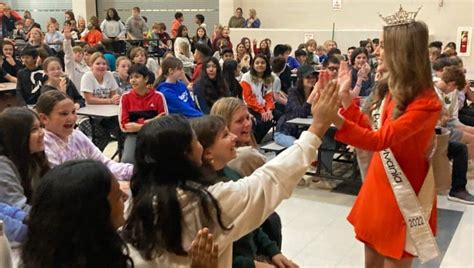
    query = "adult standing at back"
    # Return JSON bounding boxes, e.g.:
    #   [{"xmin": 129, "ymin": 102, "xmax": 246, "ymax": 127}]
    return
[
  {"xmin": 125, "ymin": 7, "xmax": 148, "ymax": 42},
  {"xmin": 245, "ymin": 9, "xmax": 261, "ymax": 28},
  {"xmin": 101, "ymin": 8, "xmax": 126, "ymax": 40},
  {"xmin": 228, "ymin": 7, "xmax": 245, "ymax": 28},
  {"xmin": 171, "ymin": 12, "xmax": 184, "ymax": 39}
]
